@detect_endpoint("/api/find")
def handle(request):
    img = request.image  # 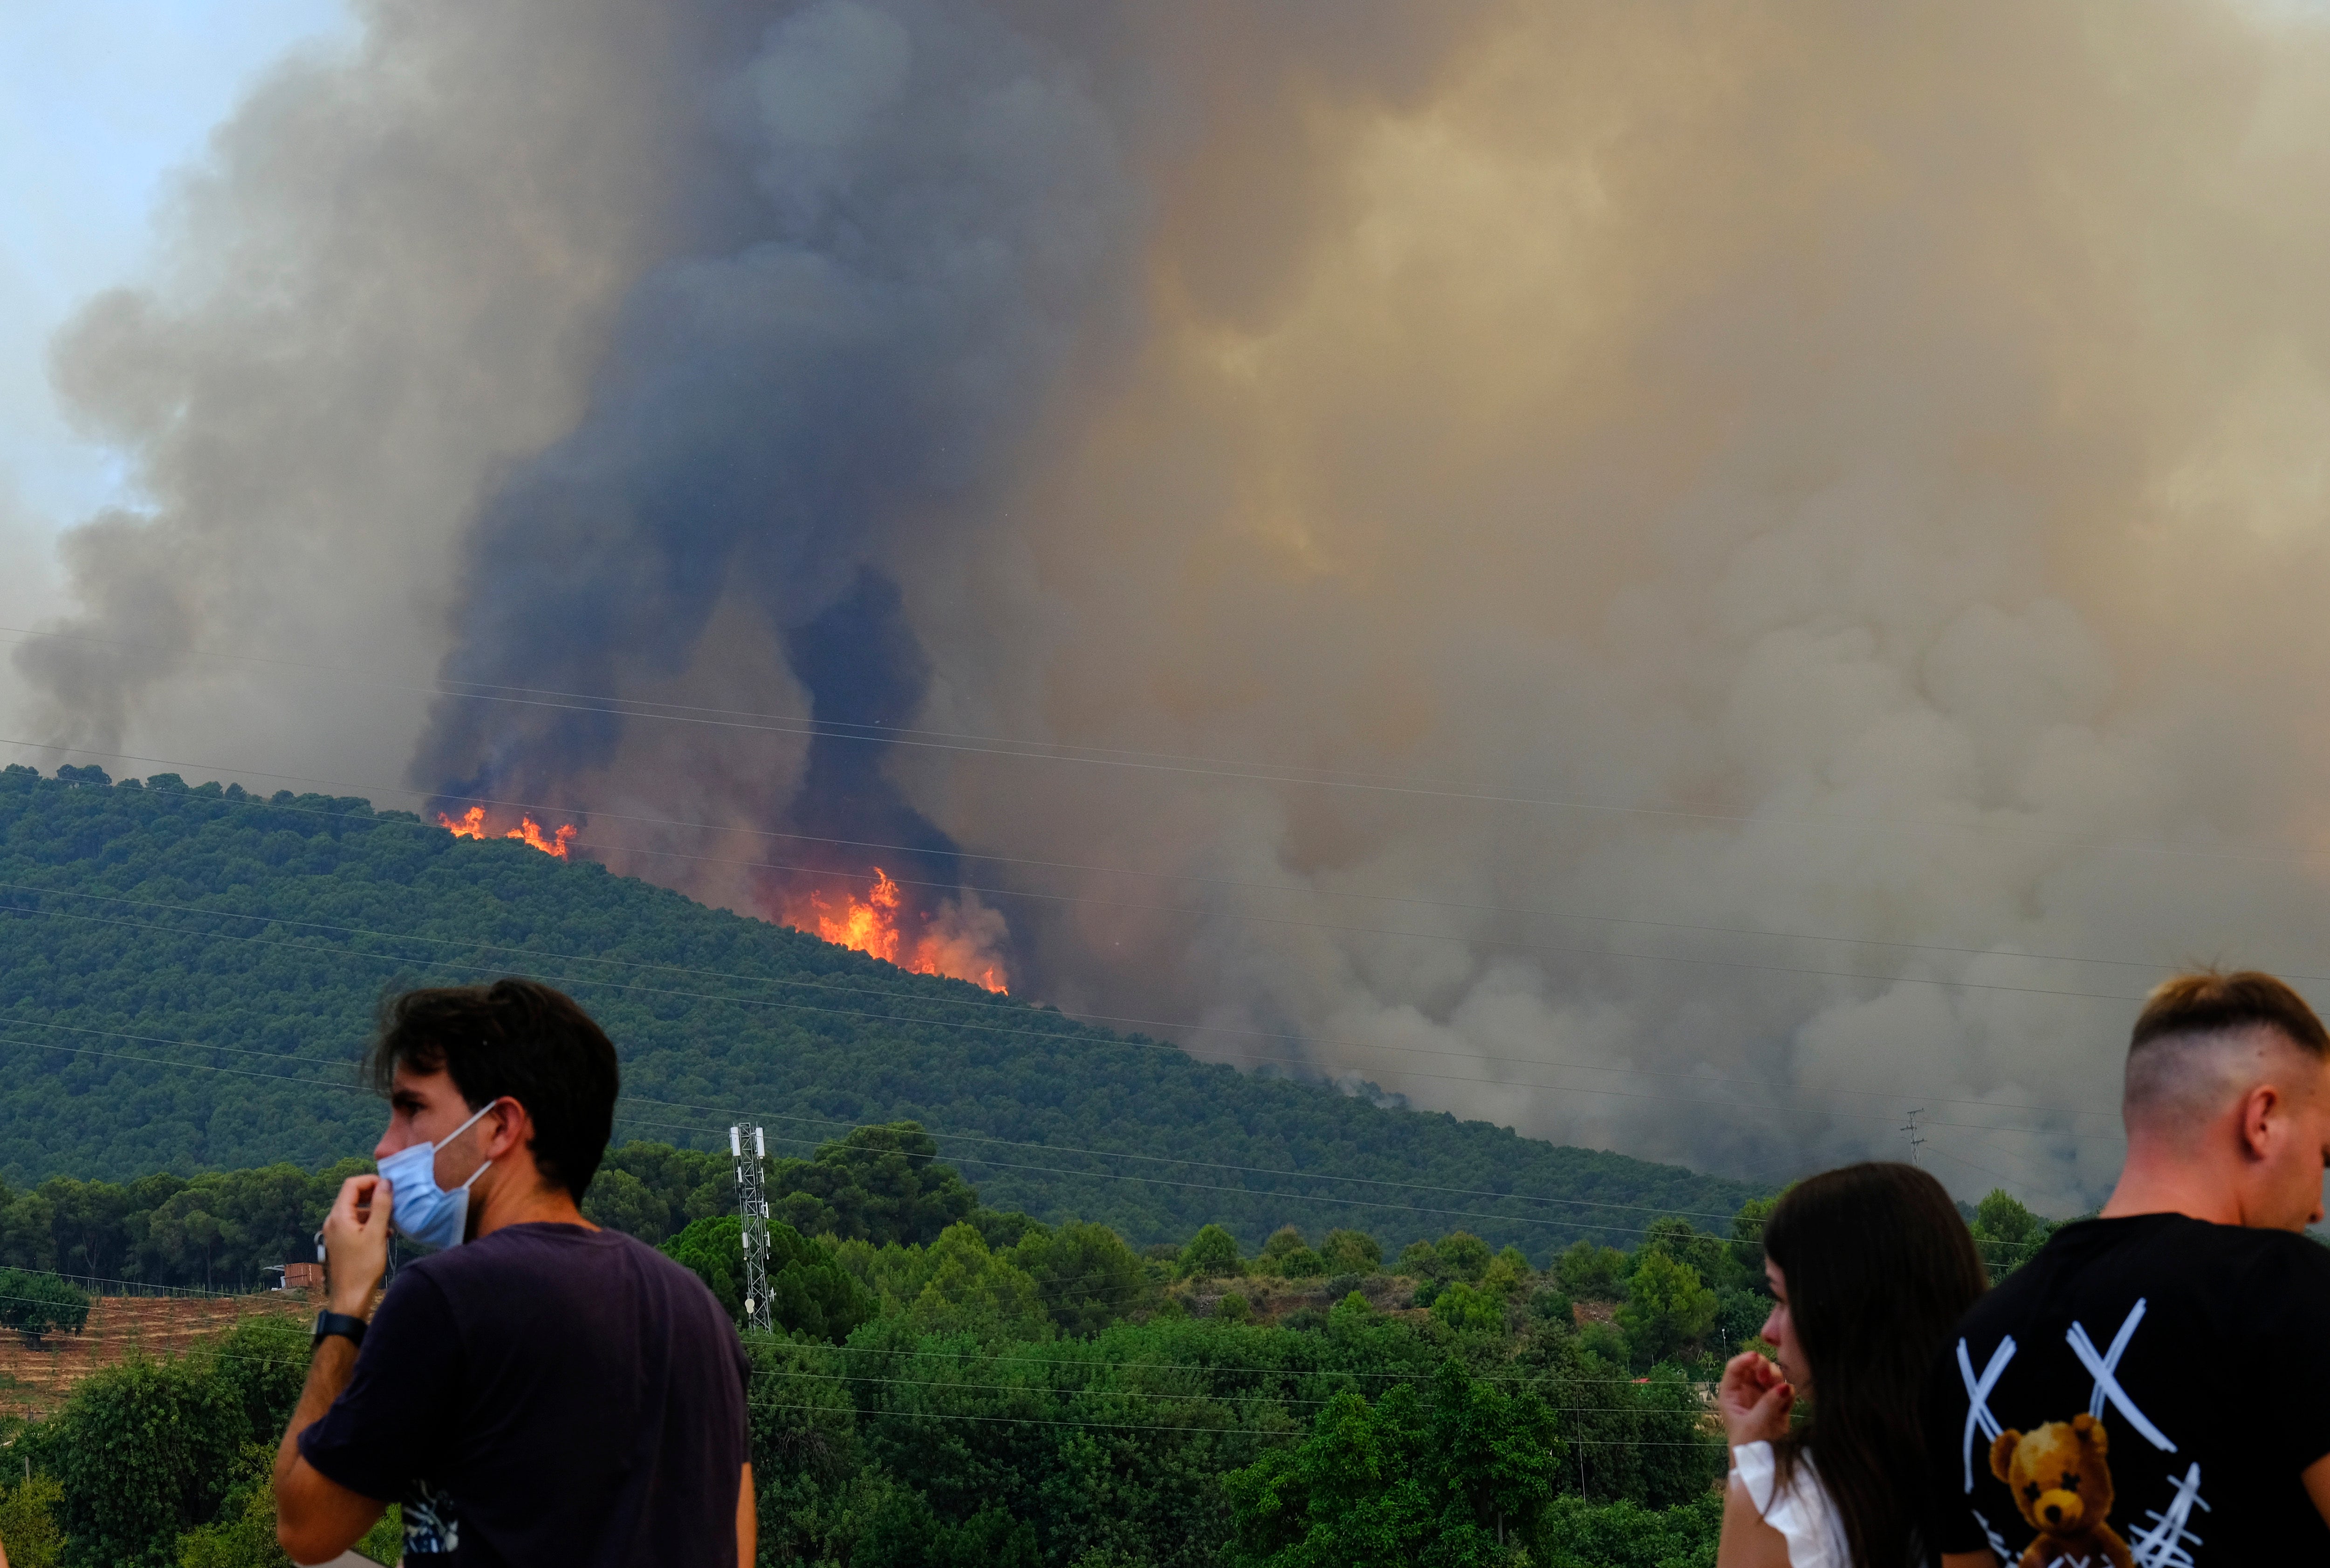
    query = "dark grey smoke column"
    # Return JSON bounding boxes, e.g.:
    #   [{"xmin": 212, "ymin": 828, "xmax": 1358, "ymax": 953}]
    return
[
  {"xmin": 774, "ymin": 570, "xmax": 966, "ymax": 898},
  {"xmin": 411, "ymin": 0, "xmax": 1140, "ymax": 896}
]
